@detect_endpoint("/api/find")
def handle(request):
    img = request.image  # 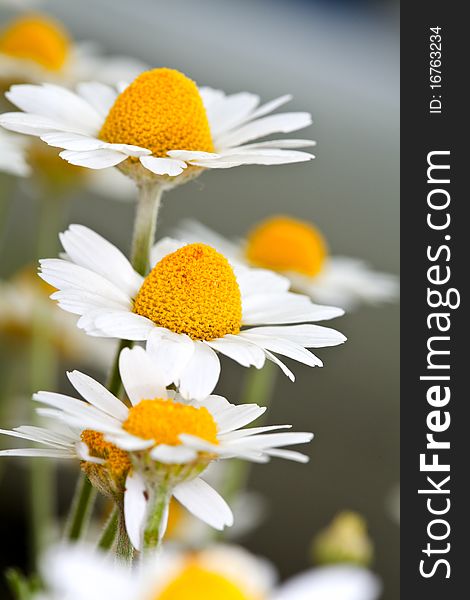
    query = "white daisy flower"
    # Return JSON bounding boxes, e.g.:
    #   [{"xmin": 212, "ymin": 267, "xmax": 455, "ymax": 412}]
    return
[
  {"xmin": 176, "ymin": 217, "xmax": 399, "ymax": 311},
  {"xmin": 0, "ymin": 267, "xmax": 115, "ymax": 369},
  {"xmin": 0, "ymin": 346, "xmax": 313, "ymax": 549},
  {"xmin": 0, "ymin": 67, "xmax": 315, "ymax": 185},
  {"xmin": 0, "ymin": 126, "xmax": 30, "ymax": 176},
  {"xmin": 36, "ymin": 543, "xmax": 381, "ymax": 600},
  {"xmin": 0, "ymin": 12, "xmax": 147, "ymax": 87},
  {"xmin": 38, "ymin": 225, "xmax": 346, "ymax": 400}
]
